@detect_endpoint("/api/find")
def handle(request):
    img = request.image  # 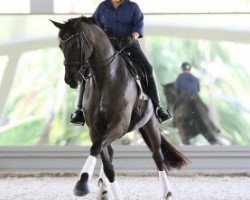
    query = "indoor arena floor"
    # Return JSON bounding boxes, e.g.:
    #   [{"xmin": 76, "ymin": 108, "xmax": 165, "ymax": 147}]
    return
[{"xmin": 1, "ymin": 175, "xmax": 250, "ymax": 200}]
